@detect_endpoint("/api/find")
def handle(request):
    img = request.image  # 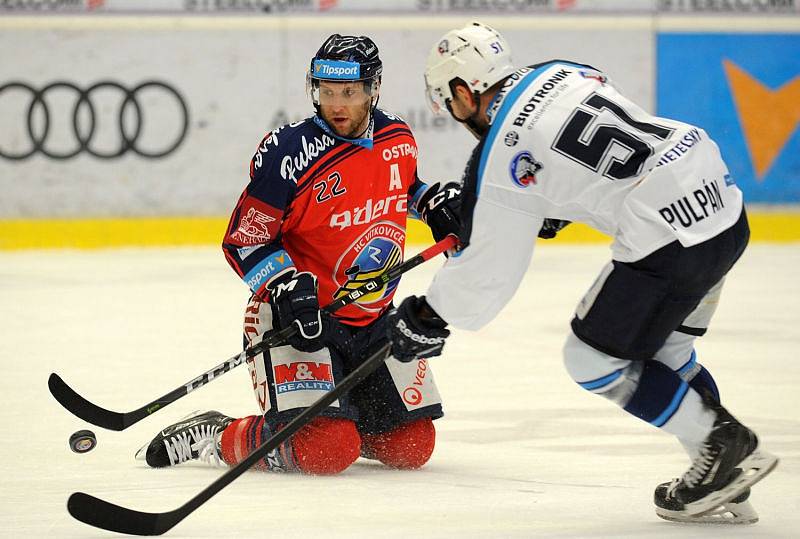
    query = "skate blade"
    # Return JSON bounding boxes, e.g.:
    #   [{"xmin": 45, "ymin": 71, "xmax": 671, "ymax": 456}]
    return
[
  {"xmin": 657, "ymin": 502, "xmax": 758, "ymax": 525},
  {"xmin": 685, "ymin": 449, "xmax": 779, "ymax": 517},
  {"xmin": 134, "ymin": 442, "xmax": 149, "ymax": 461}
]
